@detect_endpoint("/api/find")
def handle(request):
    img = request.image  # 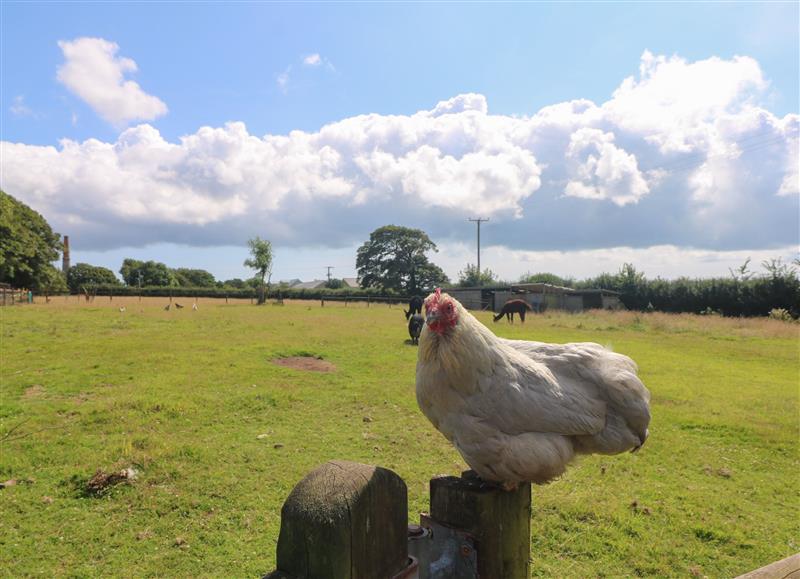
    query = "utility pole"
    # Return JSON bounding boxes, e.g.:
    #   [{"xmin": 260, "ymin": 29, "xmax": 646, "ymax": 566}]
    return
[
  {"xmin": 326, "ymin": 266, "xmax": 334, "ymax": 283},
  {"xmin": 468, "ymin": 218, "xmax": 489, "ymax": 285}
]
